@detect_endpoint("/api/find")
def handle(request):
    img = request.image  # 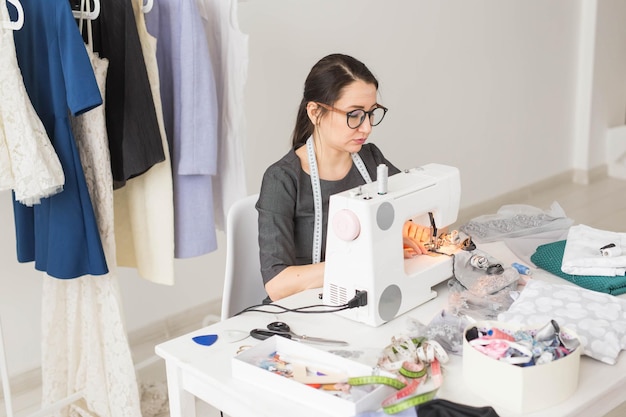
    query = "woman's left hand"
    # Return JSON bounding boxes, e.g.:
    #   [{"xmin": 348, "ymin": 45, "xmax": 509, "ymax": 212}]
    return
[{"xmin": 403, "ymin": 220, "xmax": 431, "ymax": 258}]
